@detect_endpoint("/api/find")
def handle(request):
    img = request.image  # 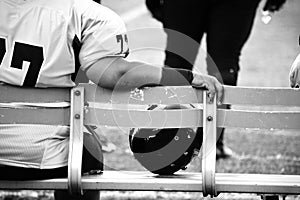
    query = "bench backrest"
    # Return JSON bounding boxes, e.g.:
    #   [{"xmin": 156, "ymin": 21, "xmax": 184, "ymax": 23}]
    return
[
  {"xmin": 0, "ymin": 84, "xmax": 70, "ymax": 125},
  {"xmin": 0, "ymin": 83, "xmax": 300, "ymax": 196}
]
